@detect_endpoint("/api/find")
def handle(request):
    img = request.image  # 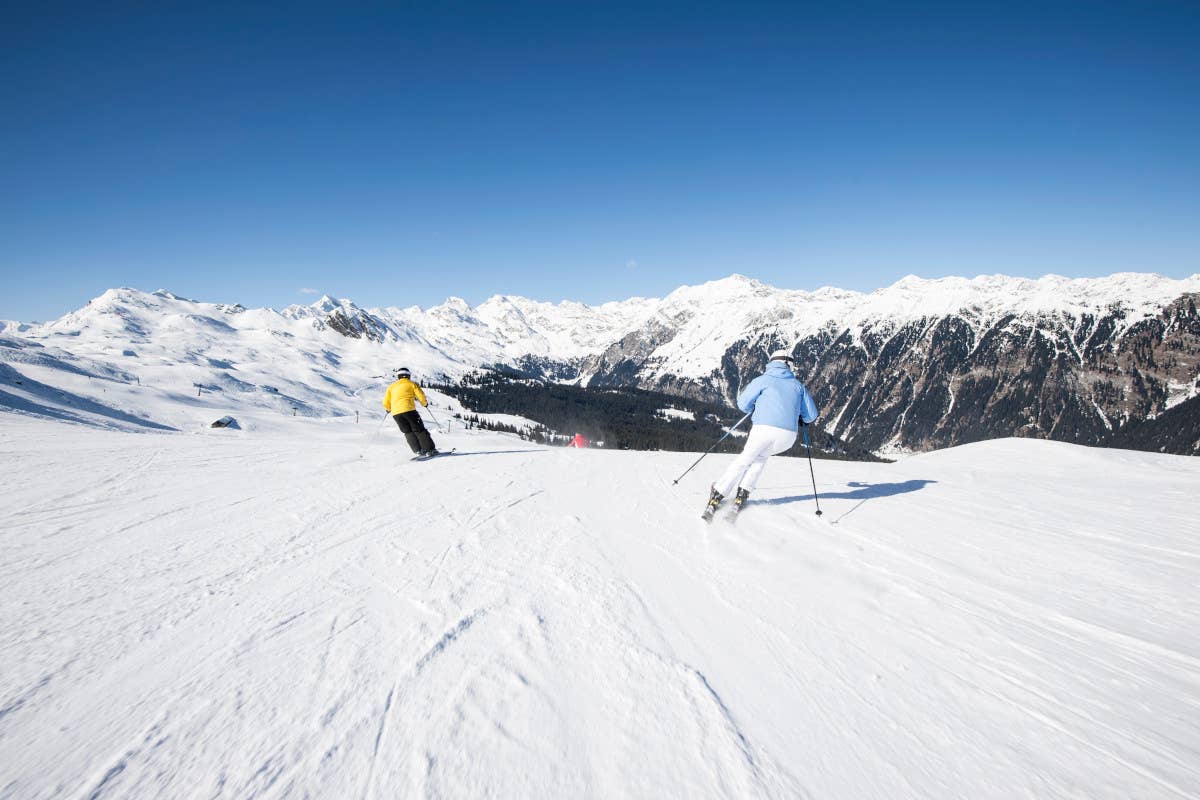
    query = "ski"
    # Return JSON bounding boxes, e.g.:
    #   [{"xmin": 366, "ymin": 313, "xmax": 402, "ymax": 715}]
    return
[
  {"xmin": 729, "ymin": 489, "xmax": 750, "ymax": 521},
  {"xmin": 701, "ymin": 488, "xmax": 724, "ymax": 522},
  {"xmin": 412, "ymin": 447, "xmax": 457, "ymax": 461}
]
